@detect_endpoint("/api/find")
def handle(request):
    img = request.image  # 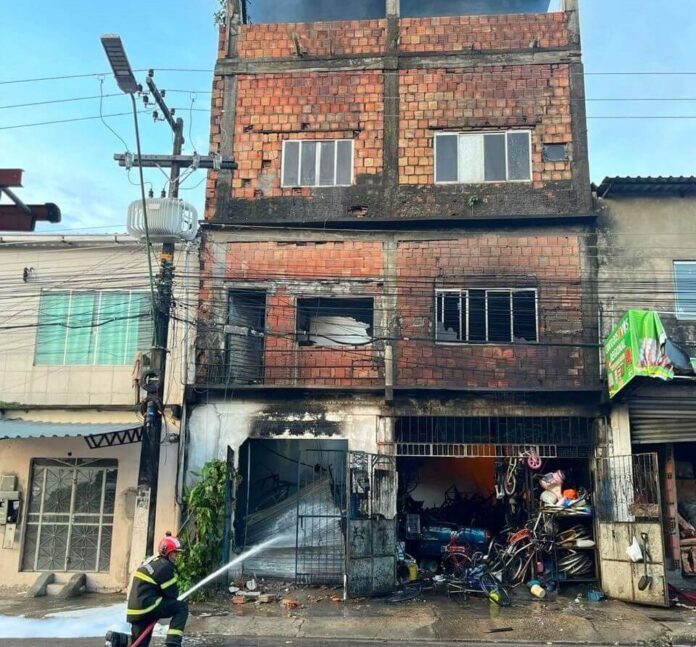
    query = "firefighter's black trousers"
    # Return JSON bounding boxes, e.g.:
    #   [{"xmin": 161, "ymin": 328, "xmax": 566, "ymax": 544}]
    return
[{"xmin": 131, "ymin": 599, "xmax": 188, "ymax": 647}]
